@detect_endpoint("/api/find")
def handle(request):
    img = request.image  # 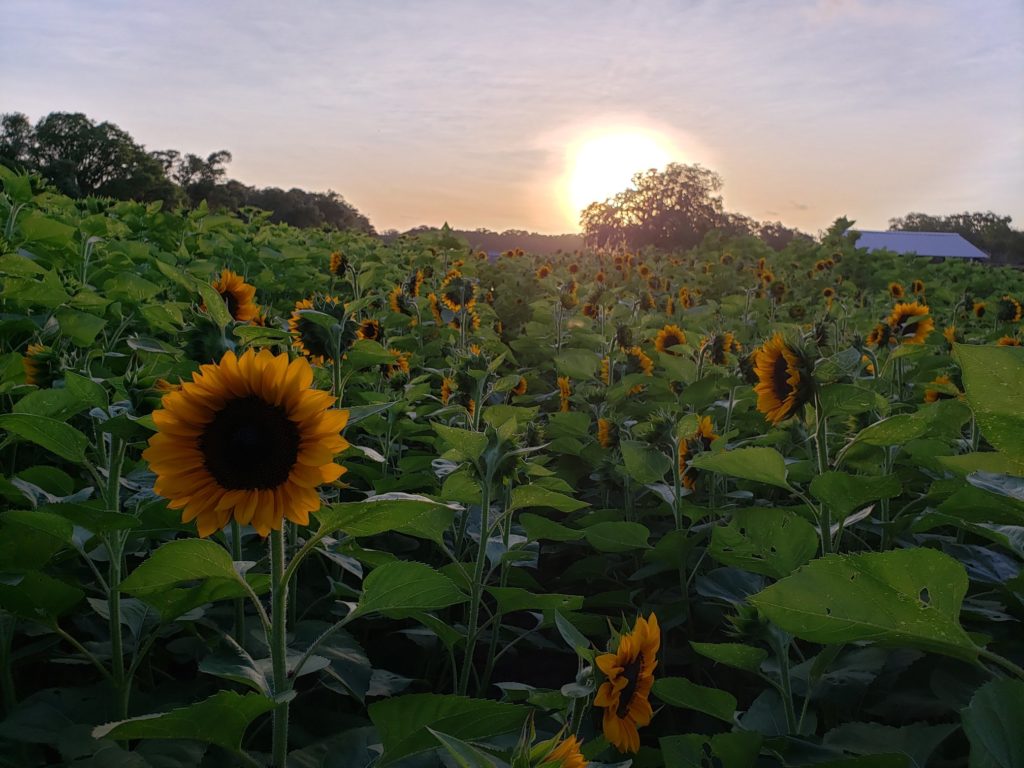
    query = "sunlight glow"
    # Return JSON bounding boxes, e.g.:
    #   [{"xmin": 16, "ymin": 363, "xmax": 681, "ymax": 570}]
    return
[{"xmin": 567, "ymin": 130, "xmax": 677, "ymax": 217}]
